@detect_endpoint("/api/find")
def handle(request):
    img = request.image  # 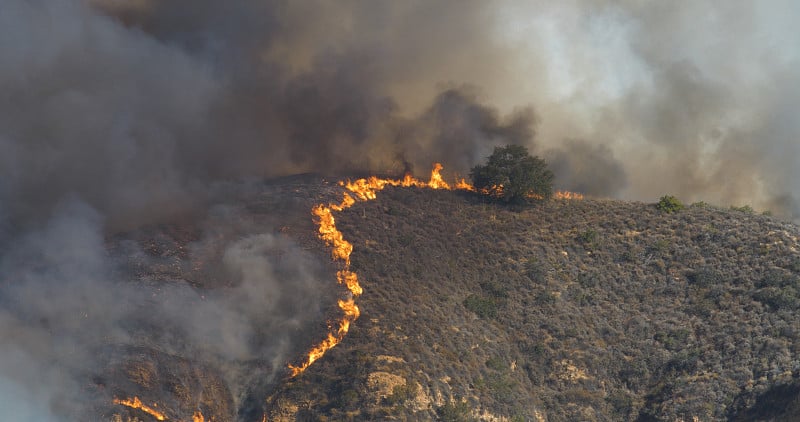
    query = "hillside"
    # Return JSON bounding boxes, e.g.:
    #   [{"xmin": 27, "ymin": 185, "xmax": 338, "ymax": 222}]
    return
[
  {"xmin": 99, "ymin": 178, "xmax": 800, "ymax": 421},
  {"xmin": 265, "ymin": 186, "xmax": 800, "ymax": 421}
]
